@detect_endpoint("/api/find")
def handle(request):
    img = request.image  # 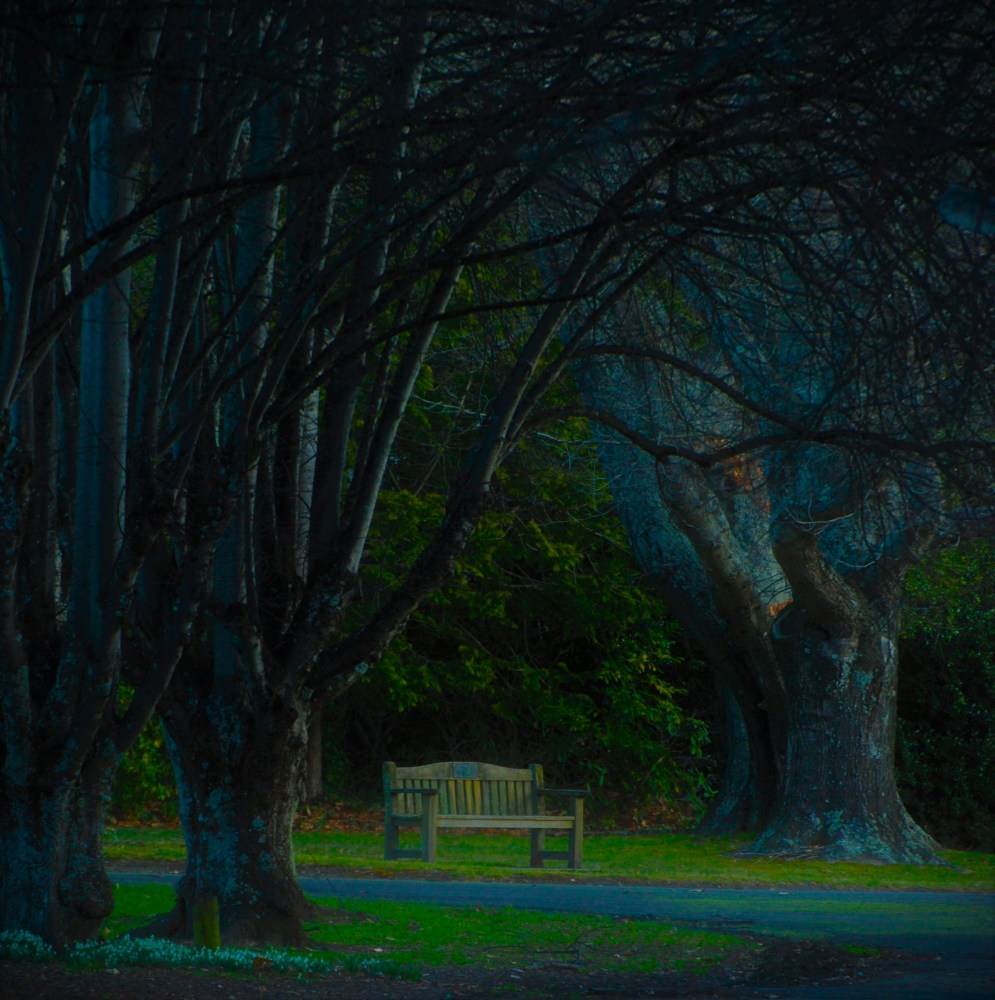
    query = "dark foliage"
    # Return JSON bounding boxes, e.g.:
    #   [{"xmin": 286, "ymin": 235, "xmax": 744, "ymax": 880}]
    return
[{"xmin": 898, "ymin": 543, "xmax": 995, "ymax": 852}]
